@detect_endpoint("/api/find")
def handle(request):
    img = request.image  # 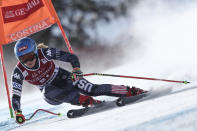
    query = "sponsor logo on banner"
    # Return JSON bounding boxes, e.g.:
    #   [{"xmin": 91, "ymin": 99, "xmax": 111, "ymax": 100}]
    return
[
  {"xmin": 8, "ymin": 18, "xmax": 52, "ymax": 41},
  {"xmin": 2, "ymin": 0, "xmax": 44, "ymax": 23}
]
